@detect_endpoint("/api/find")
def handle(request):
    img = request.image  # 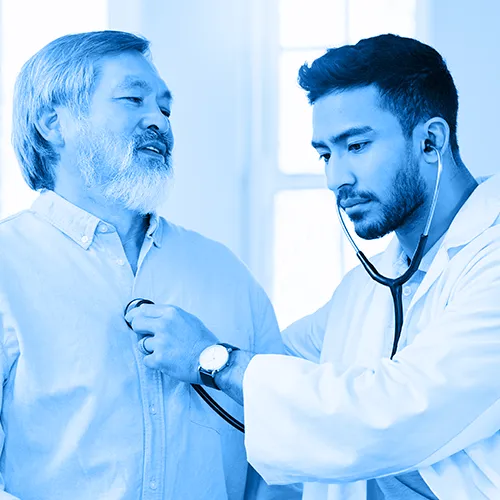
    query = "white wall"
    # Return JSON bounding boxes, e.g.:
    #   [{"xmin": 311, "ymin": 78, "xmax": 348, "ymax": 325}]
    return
[{"xmin": 426, "ymin": 0, "xmax": 500, "ymax": 177}]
